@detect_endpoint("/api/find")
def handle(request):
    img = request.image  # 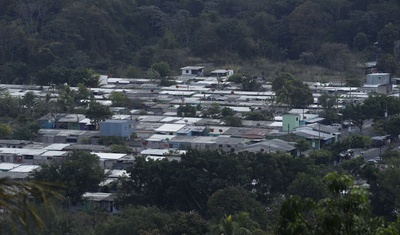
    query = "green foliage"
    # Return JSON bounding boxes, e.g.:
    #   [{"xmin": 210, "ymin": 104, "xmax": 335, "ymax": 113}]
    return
[
  {"xmin": 207, "ymin": 187, "xmax": 267, "ymax": 227},
  {"xmin": 273, "ymin": 73, "xmax": 313, "ymax": 108},
  {"xmin": 309, "ymin": 149, "xmax": 334, "ymax": 165},
  {"xmin": 109, "ymin": 92, "xmax": 129, "ymax": 107},
  {"xmin": 177, "ymin": 104, "xmax": 197, "ymax": 117},
  {"xmin": 0, "ymin": 0, "xmax": 399, "ymax": 85},
  {"xmin": 202, "ymin": 103, "xmax": 221, "ymax": 118},
  {"xmin": 222, "ymin": 116, "xmax": 243, "ymax": 127},
  {"xmin": 98, "ymin": 136, "xmax": 126, "ymax": 146},
  {"xmin": 277, "ymin": 172, "xmax": 381, "ymax": 235},
  {"xmin": 295, "ymin": 139, "xmax": 310, "ymax": 155},
  {"xmin": 387, "ymin": 115, "xmax": 400, "ymax": 136},
  {"xmin": 0, "ymin": 123, "xmax": 11, "ymax": 139},
  {"xmin": 12, "ymin": 122, "xmax": 40, "ymax": 141},
  {"xmin": 111, "ymin": 144, "xmax": 133, "ymax": 154},
  {"xmin": 353, "ymin": 32, "xmax": 369, "ymax": 51},
  {"xmin": 0, "ymin": 178, "xmax": 63, "ymax": 235},
  {"xmin": 243, "ymin": 111, "xmax": 272, "ymax": 121},
  {"xmin": 117, "ymin": 150, "xmax": 315, "ymax": 216},
  {"xmin": 228, "ymin": 74, "xmax": 244, "ymax": 84},
  {"xmin": 32, "ymin": 150, "xmax": 106, "ymax": 204},
  {"xmin": 288, "ymin": 173, "xmax": 329, "ymax": 201},
  {"xmin": 242, "ymin": 77, "xmax": 259, "ymax": 91},
  {"xmin": 85, "ymin": 101, "xmax": 112, "ymax": 126},
  {"xmin": 342, "ymin": 103, "xmax": 367, "ymax": 132},
  {"xmin": 158, "ymin": 31, "xmax": 178, "ymax": 50},
  {"xmin": 151, "ymin": 61, "xmax": 171, "ymax": 78},
  {"xmin": 96, "ymin": 206, "xmax": 209, "ymax": 235},
  {"xmin": 370, "ymin": 157, "xmax": 400, "ymax": 220},
  {"xmin": 378, "ymin": 22, "xmax": 399, "ymax": 54},
  {"xmin": 377, "ymin": 53, "xmax": 398, "ymax": 74},
  {"xmin": 159, "ymin": 78, "xmax": 177, "ymax": 86},
  {"xmin": 221, "ymin": 107, "xmax": 235, "ymax": 118}
]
